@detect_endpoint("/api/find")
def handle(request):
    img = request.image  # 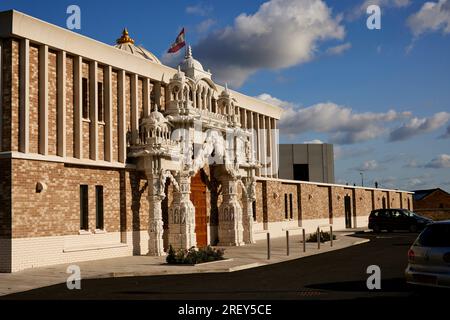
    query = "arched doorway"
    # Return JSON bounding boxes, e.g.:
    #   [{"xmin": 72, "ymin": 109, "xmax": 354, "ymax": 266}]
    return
[{"xmin": 190, "ymin": 171, "xmax": 208, "ymax": 247}]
